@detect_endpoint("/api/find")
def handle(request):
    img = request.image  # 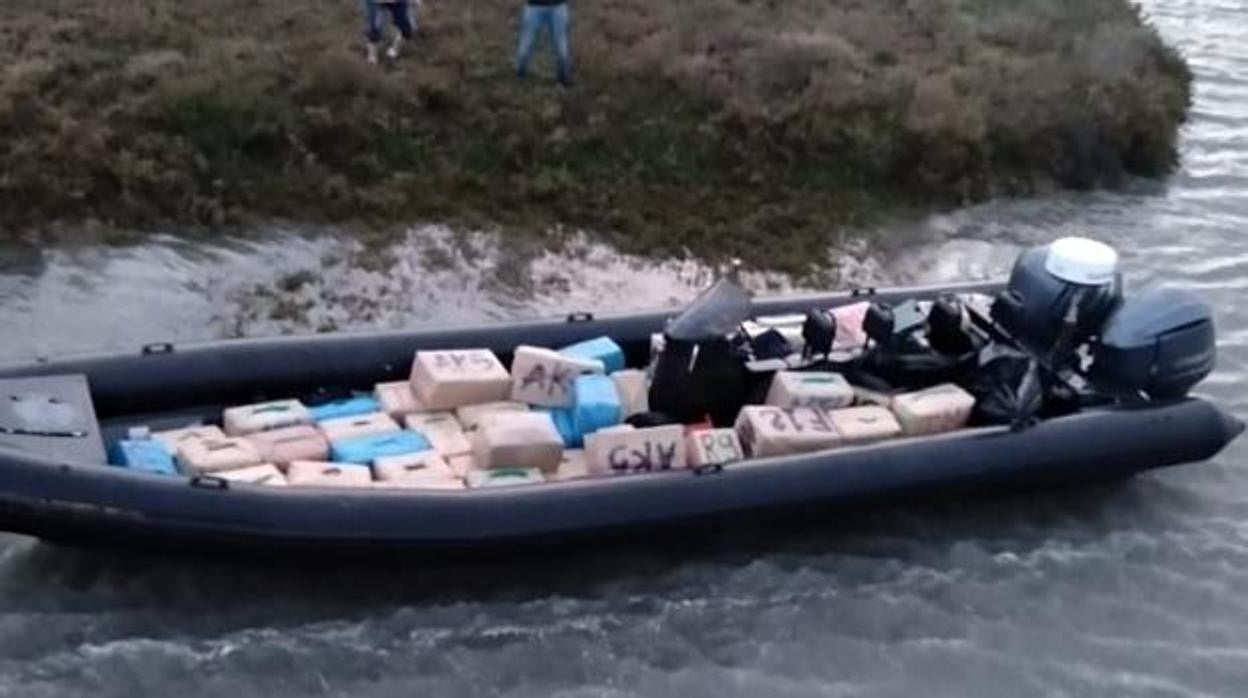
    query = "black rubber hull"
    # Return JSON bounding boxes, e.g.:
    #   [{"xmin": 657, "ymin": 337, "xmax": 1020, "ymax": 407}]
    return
[{"xmin": 0, "ymin": 282, "xmax": 1240, "ymax": 556}]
